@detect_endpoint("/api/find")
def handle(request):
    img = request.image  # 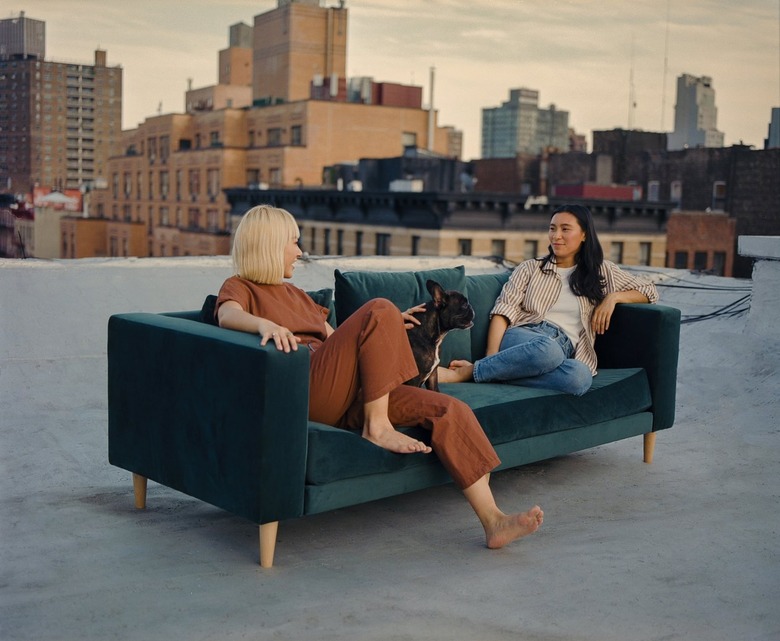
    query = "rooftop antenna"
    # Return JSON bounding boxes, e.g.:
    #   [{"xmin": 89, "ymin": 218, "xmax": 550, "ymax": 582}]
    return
[
  {"xmin": 628, "ymin": 35, "xmax": 636, "ymax": 130},
  {"xmin": 661, "ymin": 0, "xmax": 671, "ymax": 130}
]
